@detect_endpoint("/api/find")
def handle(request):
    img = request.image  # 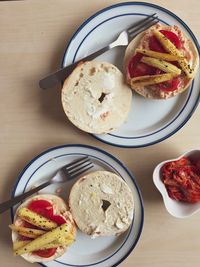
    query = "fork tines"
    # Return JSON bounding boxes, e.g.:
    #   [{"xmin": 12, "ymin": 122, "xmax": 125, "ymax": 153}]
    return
[
  {"xmin": 127, "ymin": 13, "xmax": 159, "ymax": 39},
  {"xmin": 62, "ymin": 156, "xmax": 94, "ymax": 179}
]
